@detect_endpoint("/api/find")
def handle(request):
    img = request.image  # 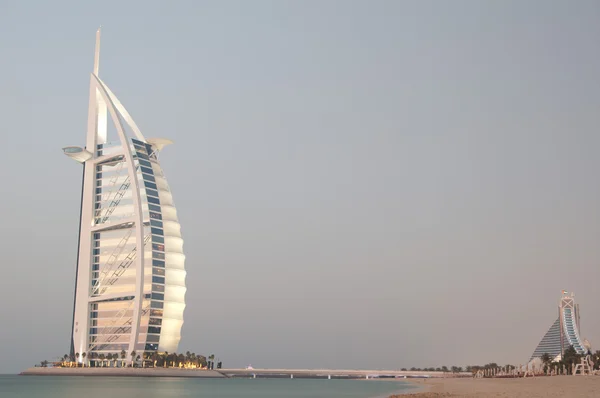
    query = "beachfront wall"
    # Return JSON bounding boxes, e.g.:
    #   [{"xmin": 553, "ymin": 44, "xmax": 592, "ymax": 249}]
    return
[{"xmin": 64, "ymin": 29, "xmax": 186, "ymax": 362}]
